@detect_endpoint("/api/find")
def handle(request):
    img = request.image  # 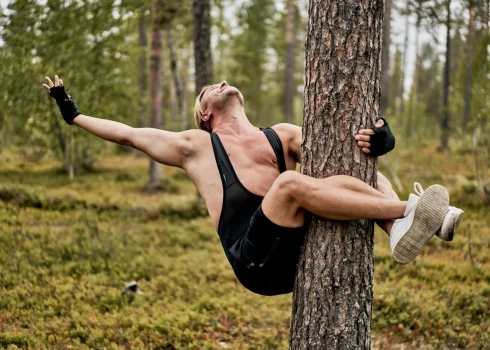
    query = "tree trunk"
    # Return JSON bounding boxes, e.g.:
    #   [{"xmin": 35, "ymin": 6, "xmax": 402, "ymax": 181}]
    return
[
  {"xmin": 168, "ymin": 24, "xmax": 188, "ymax": 130},
  {"xmin": 406, "ymin": 17, "xmax": 420, "ymax": 140},
  {"xmin": 149, "ymin": 0, "xmax": 164, "ymax": 188},
  {"xmin": 399, "ymin": 0, "xmax": 410, "ymax": 123},
  {"xmin": 440, "ymin": 0, "xmax": 451, "ymax": 149},
  {"xmin": 284, "ymin": 0, "xmax": 296, "ymax": 123},
  {"xmin": 289, "ymin": 0, "xmax": 381, "ymax": 348},
  {"xmin": 193, "ymin": 0, "xmax": 213, "ymax": 96},
  {"xmin": 381, "ymin": 0, "xmax": 392, "ymax": 119},
  {"xmin": 138, "ymin": 7, "xmax": 148, "ymax": 129},
  {"xmin": 463, "ymin": 7, "xmax": 473, "ymax": 133}
]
